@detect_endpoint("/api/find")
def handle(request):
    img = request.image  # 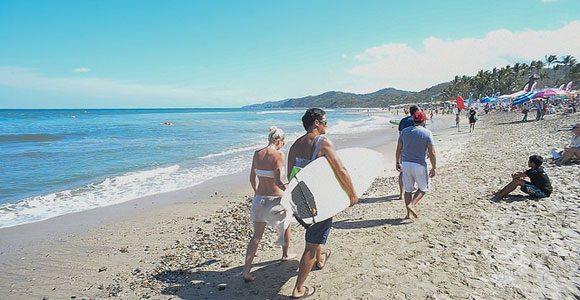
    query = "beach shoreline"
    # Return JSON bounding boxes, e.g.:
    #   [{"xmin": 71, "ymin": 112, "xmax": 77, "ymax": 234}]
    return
[
  {"xmin": 0, "ymin": 110, "xmax": 416, "ymax": 254},
  {"xmin": 0, "ymin": 112, "xmax": 459, "ymax": 299},
  {"xmin": 5, "ymin": 111, "xmax": 578, "ymax": 299}
]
